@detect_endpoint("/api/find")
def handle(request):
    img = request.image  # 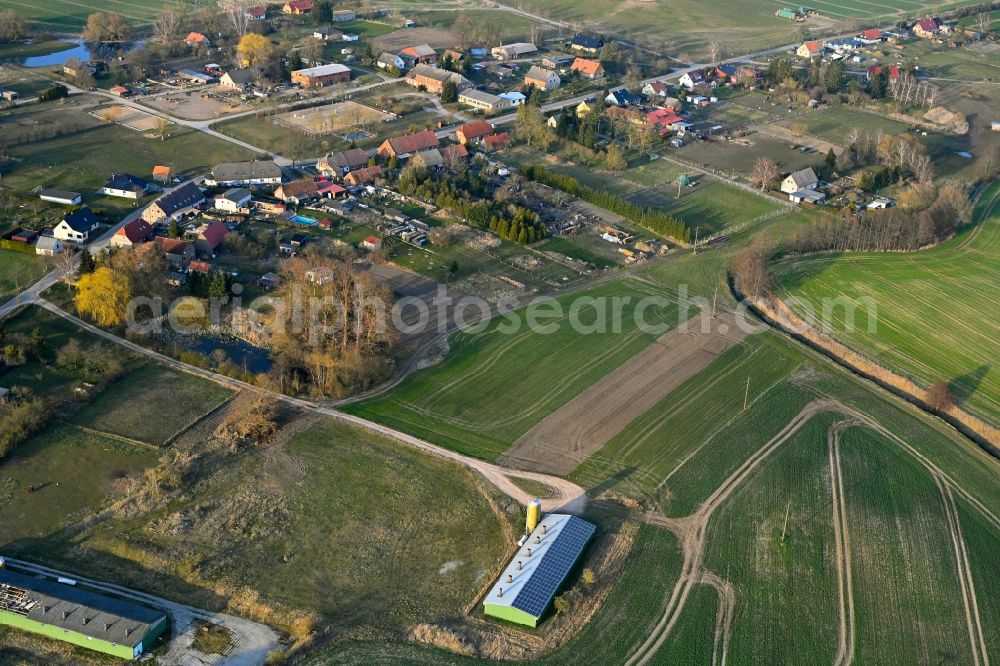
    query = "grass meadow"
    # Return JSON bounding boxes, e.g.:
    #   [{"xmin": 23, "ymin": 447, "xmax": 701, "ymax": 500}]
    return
[
  {"xmin": 772, "ymin": 184, "xmax": 1000, "ymax": 424},
  {"xmin": 68, "ymin": 364, "xmax": 234, "ymax": 446},
  {"xmin": 0, "ymin": 426, "xmax": 157, "ymax": 544},
  {"xmin": 298, "ymin": 523, "xmax": 687, "ymax": 665},
  {"xmin": 346, "ymin": 277, "xmax": 682, "ymax": 460},
  {"xmin": 0, "ymin": 251, "xmax": 48, "ymax": 304}
]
